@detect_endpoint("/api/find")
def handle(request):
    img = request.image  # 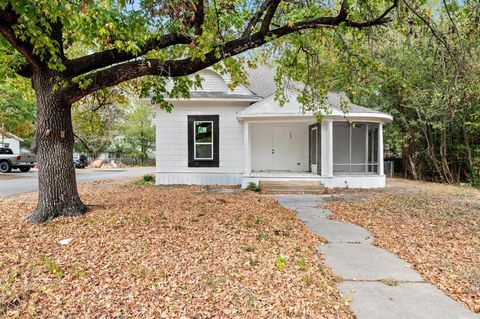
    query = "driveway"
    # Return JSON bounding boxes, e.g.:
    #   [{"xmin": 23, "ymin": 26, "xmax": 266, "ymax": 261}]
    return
[{"xmin": 0, "ymin": 167, "xmax": 154, "ymax": 198}]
